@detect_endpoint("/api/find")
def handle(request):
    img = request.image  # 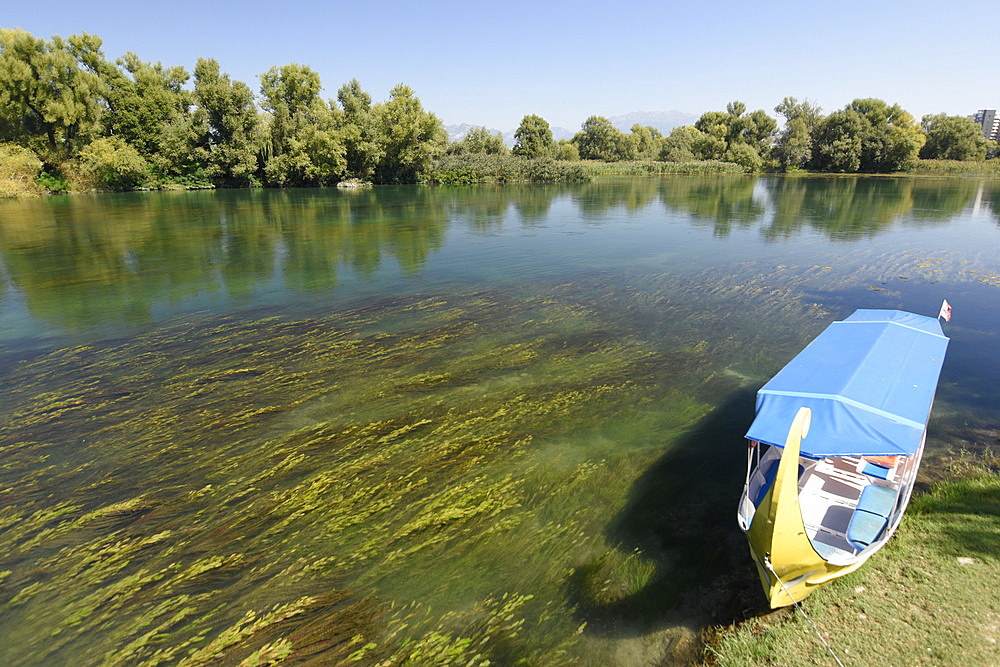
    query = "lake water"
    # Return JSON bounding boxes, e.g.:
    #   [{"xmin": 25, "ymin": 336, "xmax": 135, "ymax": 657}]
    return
[{"xmin": 1, "ymin": 176, "xmax": 998, "ymax": 665}]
